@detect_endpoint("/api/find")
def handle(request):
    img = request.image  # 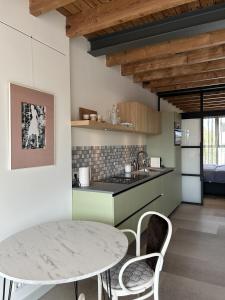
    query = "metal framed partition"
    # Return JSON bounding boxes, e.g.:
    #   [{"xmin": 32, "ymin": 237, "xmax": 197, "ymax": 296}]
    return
[{"xmin": 158, "ymin": 84, "xmax": 225, "ymax": 205}]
